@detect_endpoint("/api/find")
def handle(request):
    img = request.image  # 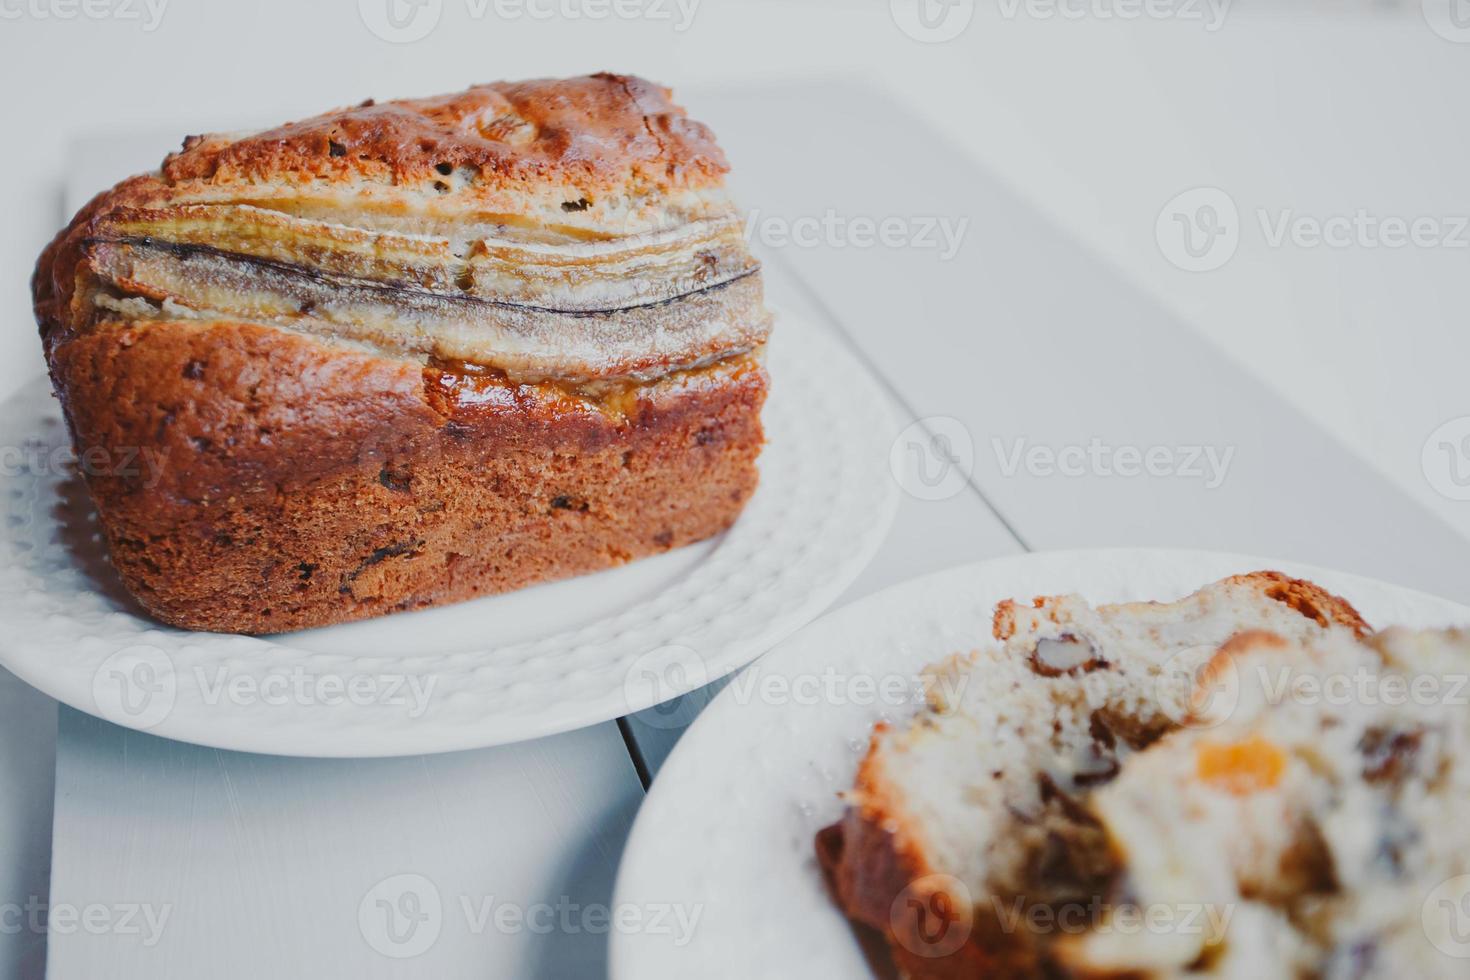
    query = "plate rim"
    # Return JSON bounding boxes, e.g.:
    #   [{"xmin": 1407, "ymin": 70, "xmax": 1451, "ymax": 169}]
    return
[{"xmin": 0, "ymin": 311, "xmax": 900, "ymax": 757}]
